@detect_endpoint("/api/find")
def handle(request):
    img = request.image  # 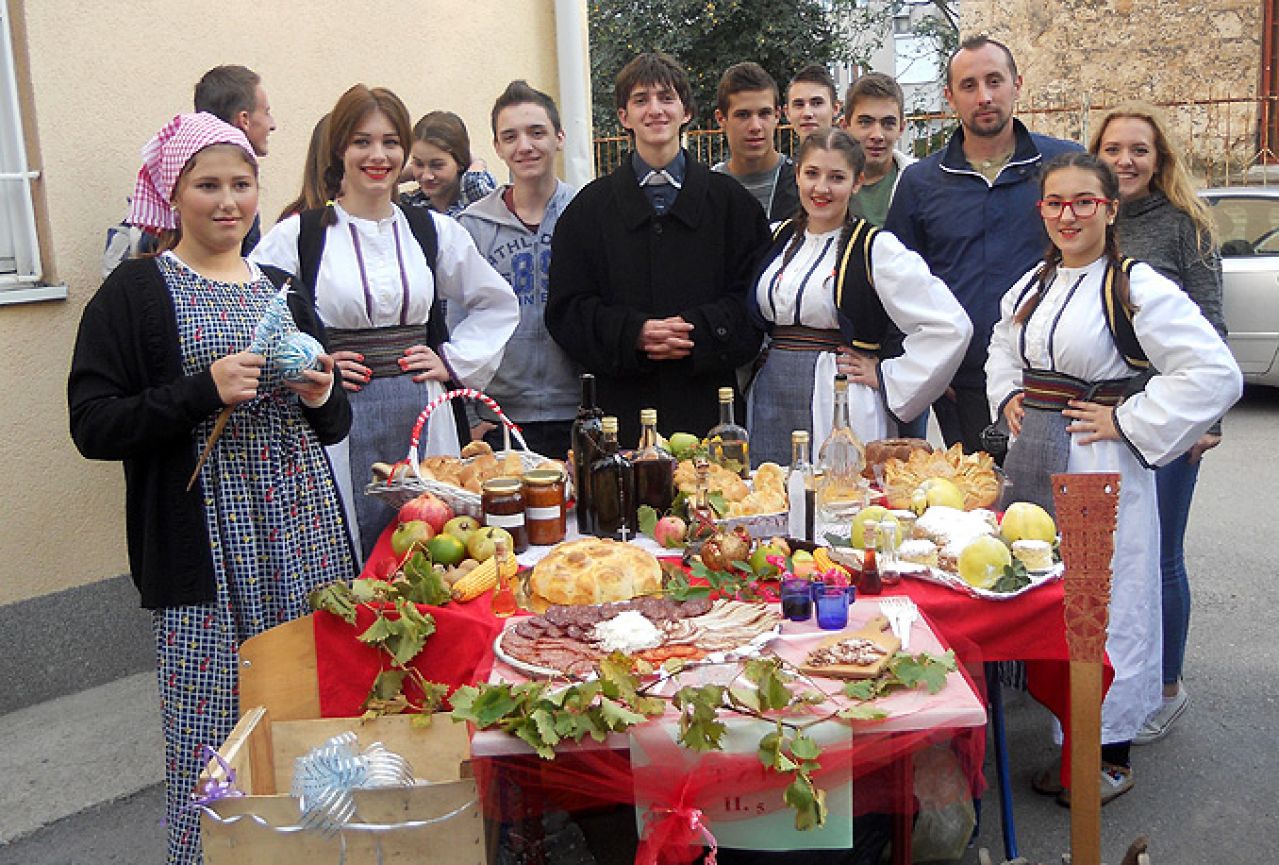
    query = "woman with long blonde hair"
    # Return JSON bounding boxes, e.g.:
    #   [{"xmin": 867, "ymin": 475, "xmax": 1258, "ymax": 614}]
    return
[{"xmin": 1090, "ymin": 102, "xmax": 1225, "ymax": 744}]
